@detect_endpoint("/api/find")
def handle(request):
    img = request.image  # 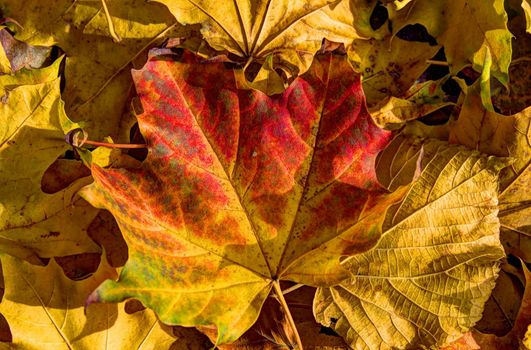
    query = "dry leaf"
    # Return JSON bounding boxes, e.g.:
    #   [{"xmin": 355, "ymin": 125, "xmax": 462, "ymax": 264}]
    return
[
  {"xmin": 155, "ymin": 0, "xmax": 374, "ymax": 93},
  {"xmin": 315, "ymin": 139, "xmax": 506, "ymax": 349},
  {"xmin": 79, "ymin": 50, "xmax": 406, "ymax": 344},
  {"xmin": 1, "ymin": 0, "xmax": 193, "ymax": 140},
  {"xmin": 0, "ymin": 254, "xmax": 177, "ymax": 349},
  {"xmin": 388, "ymin": 0, "xmax": 512, "ymax": 85},
  {"xmin": 0, "ymin": 61, "xmax": 99, "ymax": 263}
]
